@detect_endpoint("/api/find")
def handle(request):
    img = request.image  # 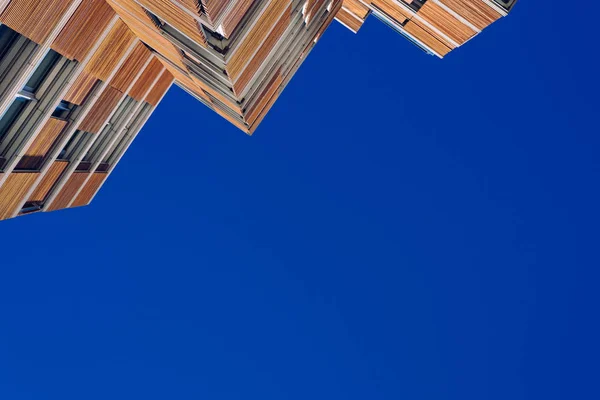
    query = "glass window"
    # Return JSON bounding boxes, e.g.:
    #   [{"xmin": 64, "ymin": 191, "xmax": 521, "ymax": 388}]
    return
[
  {"xmin": 24, "ymin": 49, "xmax": 60, "ymax": 93},
  {"xmin": 0, "ymin": 97, "xmax": 28, "ymax": 143},
  {"xmin": 0, "ymin": 25, "xmax": 18, "ymax": 60}
]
